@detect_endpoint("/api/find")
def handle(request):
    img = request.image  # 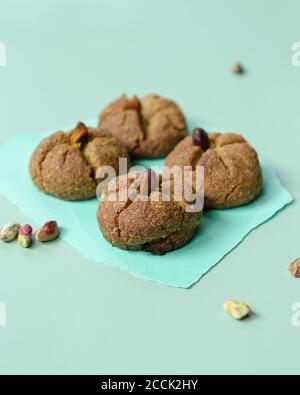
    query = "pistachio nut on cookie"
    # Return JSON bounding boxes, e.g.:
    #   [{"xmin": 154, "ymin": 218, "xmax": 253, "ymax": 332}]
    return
[
  {"xmin": 99, "ymin": 94, "xmax": 187, "ymax": 158},
  {"xmin": 97, "ymin": 169, "xmax": 202, "ymax": 255},
  {"xmin": 165, "ymin": 129, "xmax": 263, "ymax": 209},
  {"xmin": 30, "ymin": 122, "xmax": 131, "ymax": 200}
]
